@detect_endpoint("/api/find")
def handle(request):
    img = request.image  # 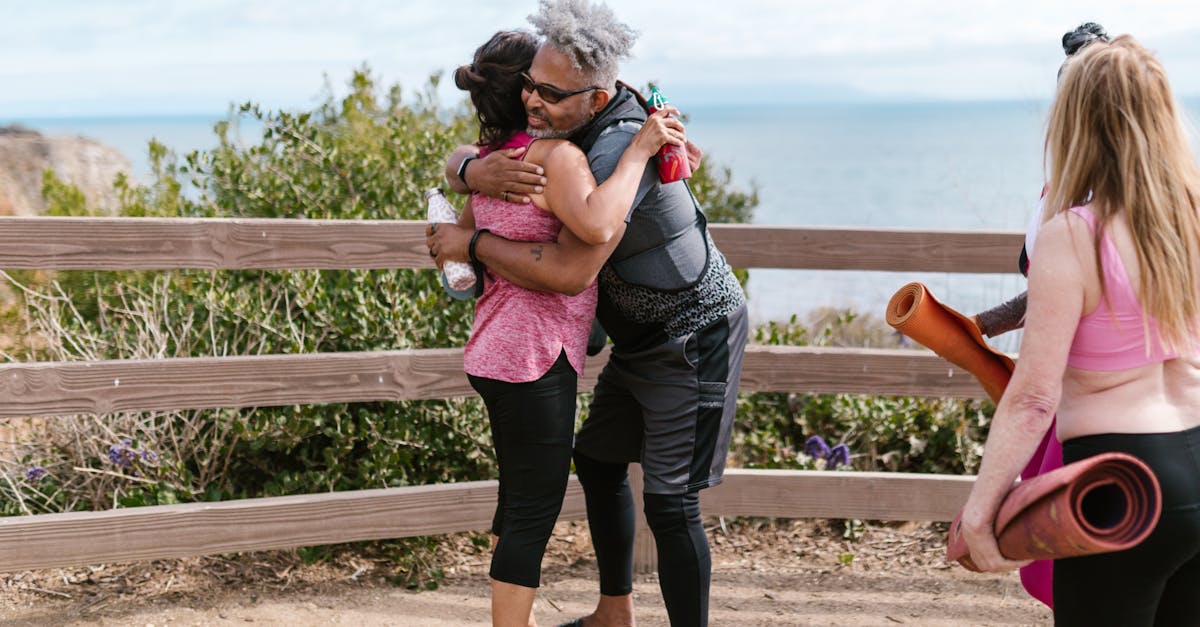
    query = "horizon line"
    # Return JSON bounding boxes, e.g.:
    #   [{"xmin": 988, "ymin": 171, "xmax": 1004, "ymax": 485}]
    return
[{"xmin": 6, "ymin": 93, "xmax": 1200, "ymax": 123}]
